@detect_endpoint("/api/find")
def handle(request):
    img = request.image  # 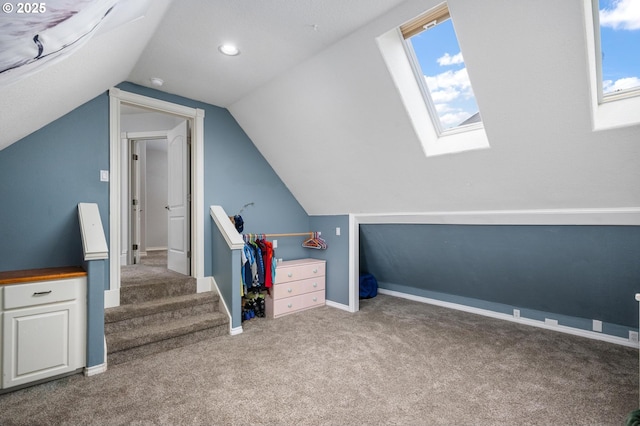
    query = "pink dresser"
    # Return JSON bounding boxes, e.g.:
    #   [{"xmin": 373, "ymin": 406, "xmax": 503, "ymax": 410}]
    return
[{"xmin": 265, "ymin": 258, "xmax": 326, "ymax": 318}]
